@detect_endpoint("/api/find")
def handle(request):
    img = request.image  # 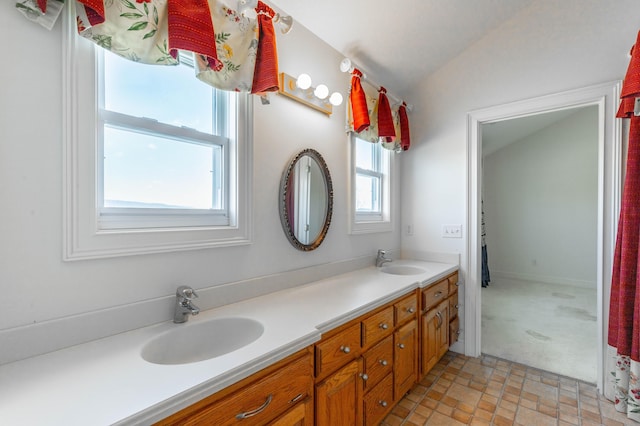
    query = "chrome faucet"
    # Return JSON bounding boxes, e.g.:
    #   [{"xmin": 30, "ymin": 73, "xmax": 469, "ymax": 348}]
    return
[
  {"xmin": 174, "ymin": 285, "xmax": 200, "ymax": 323},
  {"xmin": 376, "ymin": 249, "xmax": 393, "ymax": 267}
]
